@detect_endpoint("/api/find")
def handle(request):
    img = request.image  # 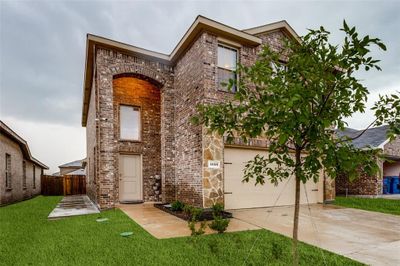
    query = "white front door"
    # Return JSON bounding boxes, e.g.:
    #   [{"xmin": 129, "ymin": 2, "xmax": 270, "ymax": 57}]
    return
[{"xmin": 119, "ymin": 154, "xmax": 142, "ymax": 202}]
